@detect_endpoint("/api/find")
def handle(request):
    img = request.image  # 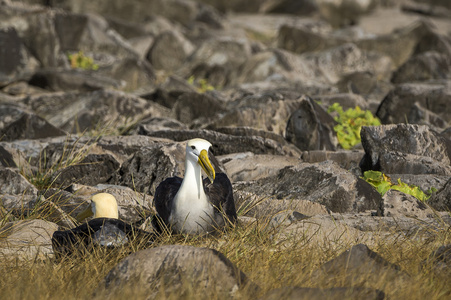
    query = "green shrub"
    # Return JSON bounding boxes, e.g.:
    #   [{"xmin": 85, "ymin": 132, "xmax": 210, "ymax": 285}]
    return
[
  {"xmin": 327, "ymin": 103, "xmax": 381, "ymax": 149},
  {"xmin": 362, "ymin": 170, "xmax": 436, "ymax": 202},
  {"xmin": 187, "ymin": 76, "xmax": 215, "ymax": 93},
  {"xmin": 68, "ymin": 51, "xmax": 99, "ymax": 70}
]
